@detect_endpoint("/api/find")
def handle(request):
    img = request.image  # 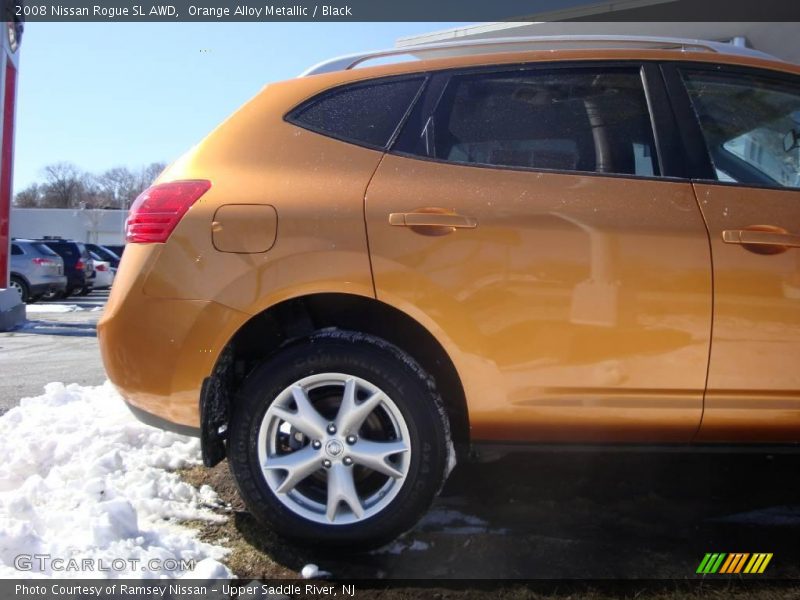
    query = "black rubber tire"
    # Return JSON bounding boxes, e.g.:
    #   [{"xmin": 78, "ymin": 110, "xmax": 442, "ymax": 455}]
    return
[
  {"xmin": 78, "ymin": 287, "xmax": 92, "ymax": 296},
  {"xmin": 227, "ymin": 329, "xmax": 451, "ymax": 549},
  {"xmin": 28, "ymin": 294, "xmax": 41, "ymax": 304},
  {"xmin": 10, "ymin": 275, "xmax": 28, "ymax": 303}
]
